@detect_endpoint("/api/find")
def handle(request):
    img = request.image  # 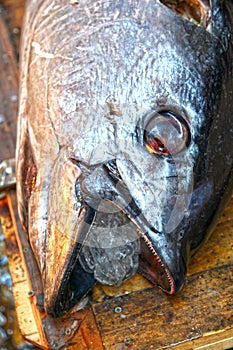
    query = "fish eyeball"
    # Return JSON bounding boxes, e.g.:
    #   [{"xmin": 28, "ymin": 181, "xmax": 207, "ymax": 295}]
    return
[{"xmin": 144, "ymin": 111, "xmax": 191, "ymax": 156}]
